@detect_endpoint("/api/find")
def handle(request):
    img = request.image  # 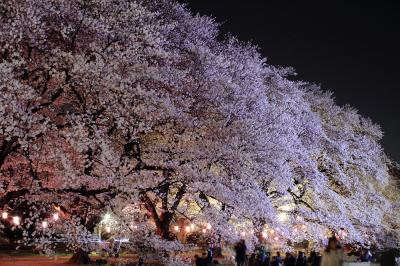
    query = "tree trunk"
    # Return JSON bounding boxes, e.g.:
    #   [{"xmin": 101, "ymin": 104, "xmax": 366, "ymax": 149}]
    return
[
  {"xmin": 157, "ymin": 212, "xmax": 172, "ymax": 240},
  {"xmin": 69, "ymin": 248, "xmax": 91, "ymax": 264}
]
